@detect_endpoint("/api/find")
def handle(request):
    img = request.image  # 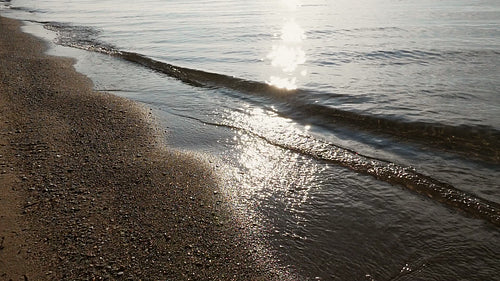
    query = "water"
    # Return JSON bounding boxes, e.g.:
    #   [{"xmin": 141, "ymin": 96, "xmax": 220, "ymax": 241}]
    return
[{"xmin": 2, "ymin": 0, "xmax": 500, "ymax": 279}]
